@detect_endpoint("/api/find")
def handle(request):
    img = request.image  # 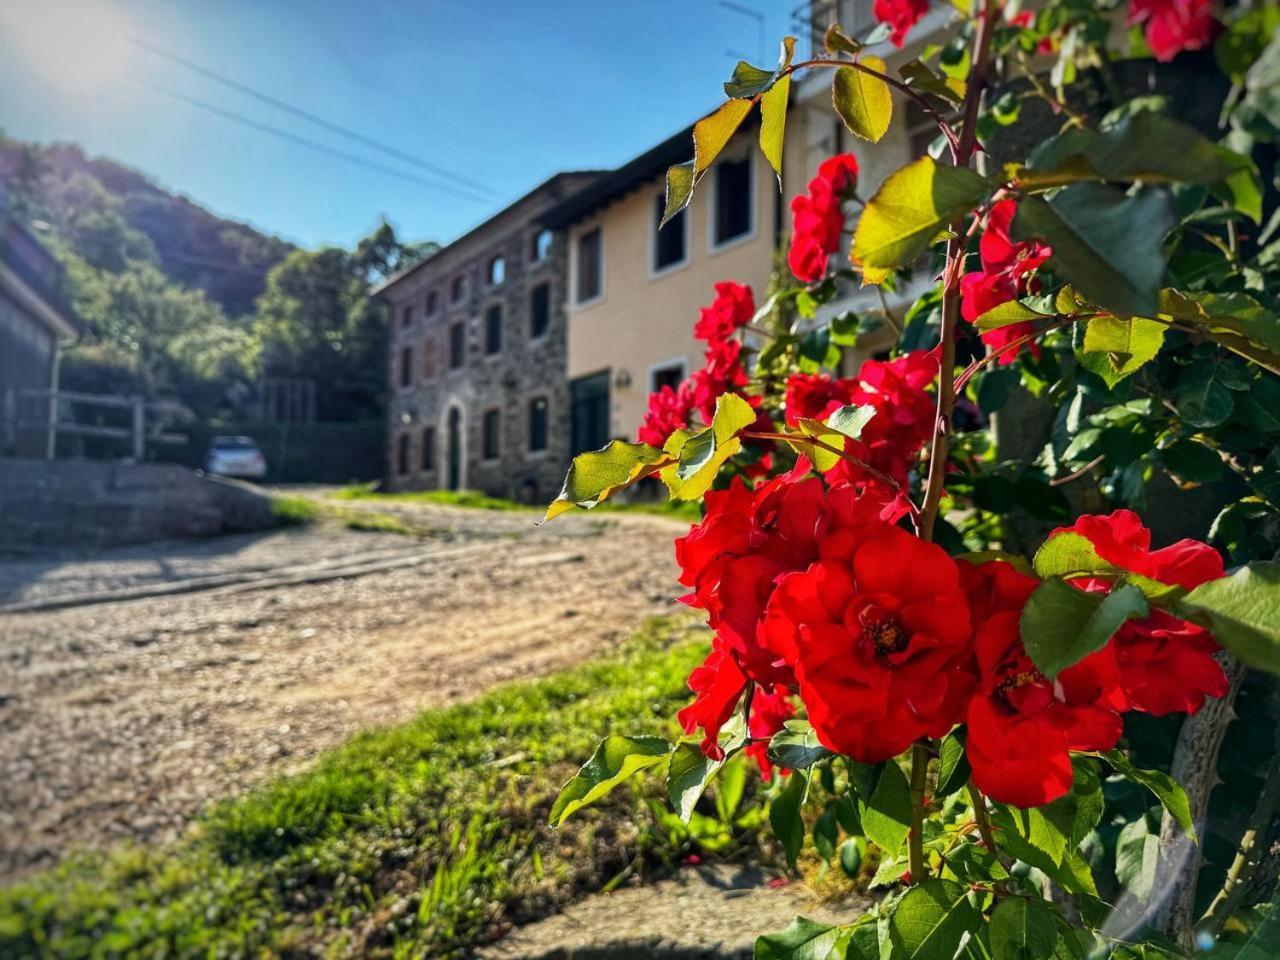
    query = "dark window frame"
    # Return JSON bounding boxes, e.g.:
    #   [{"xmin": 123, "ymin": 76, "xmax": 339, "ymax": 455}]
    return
[
  {"xmin": 712, "ymin": 152, "xmax": 753, "ymax": 248},
  {"xmin": 397, "ymin": 433, "xmax": 410, "ymax": 475},
  {"xmin": 448, "ymin": 321, "xmax": 466, "ymax": 369},
  {"xmin": 575, "ymin": 226, "xmax": 603, "ymax": 304},
  {"xmin": 529, "ymin": 282, "xmax": 551, "ymax": 339},
  {"xmin": 488, "ymin": 255, "xmax": 505, "ymax": 287},
  {"xmin": 425, "ymin": 290, "xmax": 438, "ymax": 316},
  {"xmin": 484, "ymin": 304, "xmax": 503, "ymax": 355},
  {"xmin": 528, "ymin": 396, "xmax": 549, "ymax": 453},
  {"xmin": 481, "ymin": 408, "xmax": 501, "ymax": 461},
  {"xmin": 399, "ymin": 345, "xmax": 413, "ymax": 388},
  {"xmin": 450, "ymin": 275, "xmax": 467, "ymax": 304},
  {"xmin": 652, "ymin": 193, "xmax": 688, "ymax": 273},
  {"xmin": 530, "ymin": 228, "xmax": 553, "ymax": 263},
  {"xmin": 421, "ymin": 426, "xmax": 436, "ymax": 471}
]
